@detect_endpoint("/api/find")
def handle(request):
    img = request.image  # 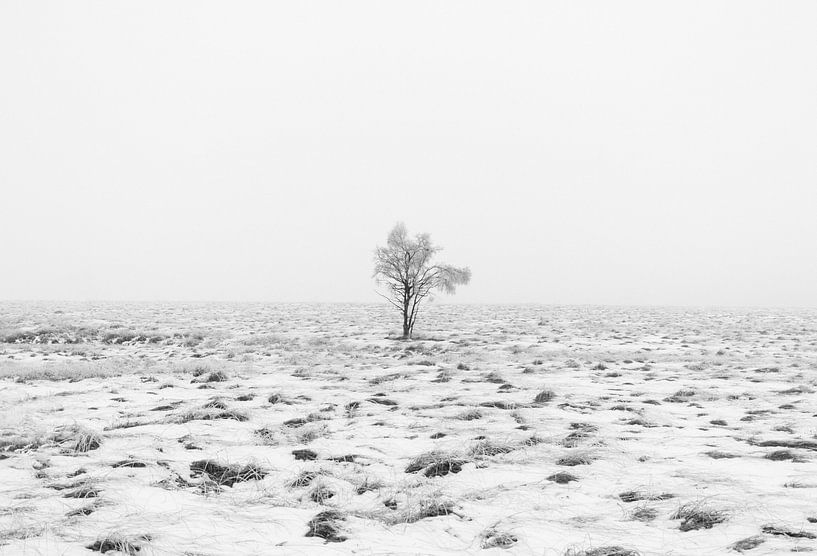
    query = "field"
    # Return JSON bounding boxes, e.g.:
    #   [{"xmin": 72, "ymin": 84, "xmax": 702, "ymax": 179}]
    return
[{"xmin": 1, "ymin": 302, "xmax": 816, "ymax": 555}]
